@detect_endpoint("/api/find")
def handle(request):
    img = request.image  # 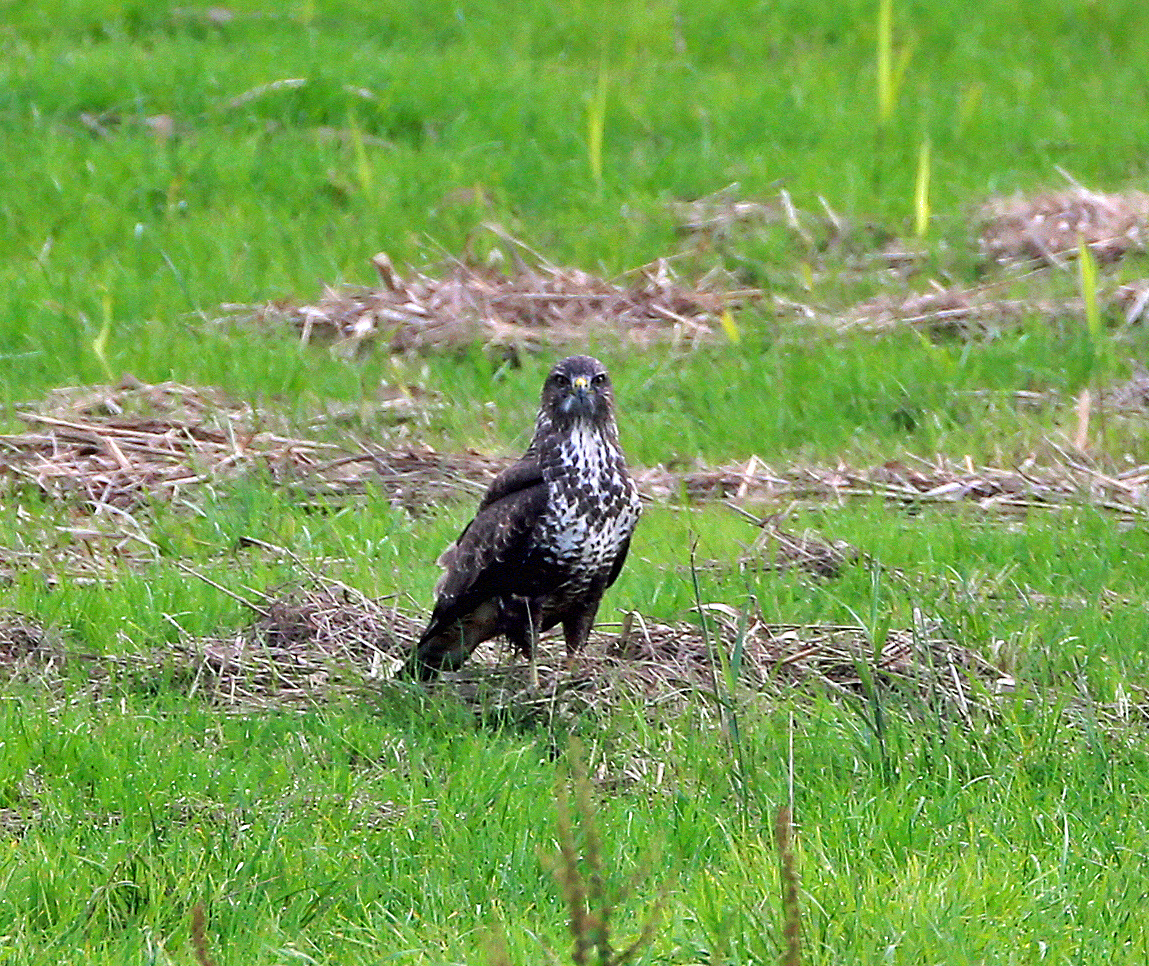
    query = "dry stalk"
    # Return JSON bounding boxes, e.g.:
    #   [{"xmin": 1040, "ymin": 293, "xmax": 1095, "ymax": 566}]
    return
[
  {"xmin": 190, "ymin": 904, "xmax": 218, "ymax": 966},
  {"xmin": 774, "ymin": 808, "xmax": 801, "ymax": 966},
  {"xmin": 541, "ymin": 743, "xmax": 662, "ymax": 966}
]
